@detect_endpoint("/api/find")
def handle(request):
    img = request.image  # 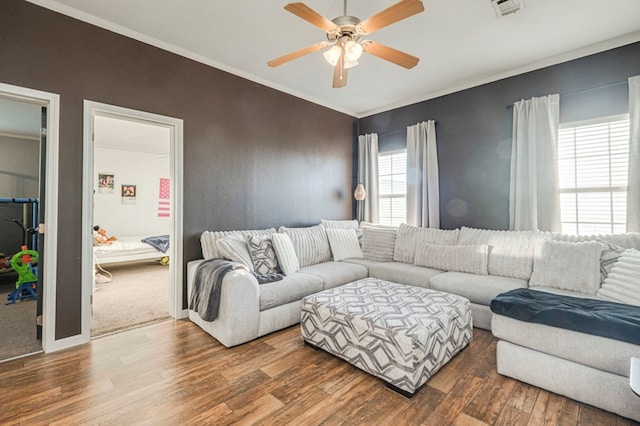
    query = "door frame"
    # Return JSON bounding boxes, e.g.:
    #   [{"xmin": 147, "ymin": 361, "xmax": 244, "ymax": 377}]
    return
[
  {"xmin": 81, "ymin": 101, "xmax": 185, "ymax": 341},
  {"xmin": 0, "ymin": 82, "xmax": 59, "ymax": 353}
]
